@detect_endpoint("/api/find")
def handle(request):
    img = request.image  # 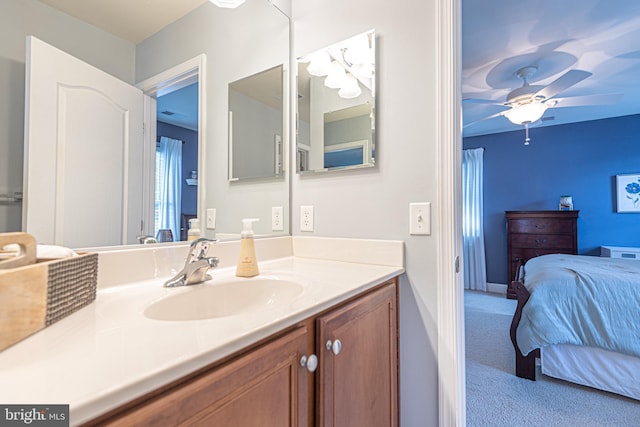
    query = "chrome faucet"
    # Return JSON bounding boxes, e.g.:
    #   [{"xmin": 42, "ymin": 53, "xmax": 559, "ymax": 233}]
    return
[
  {"xmin": 164, "ymin": 238, "xmax": 219, "ymax": 287},
  {"xmin": 137, "ymin": 235, "xmax": 158, "ymax": 244}
]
